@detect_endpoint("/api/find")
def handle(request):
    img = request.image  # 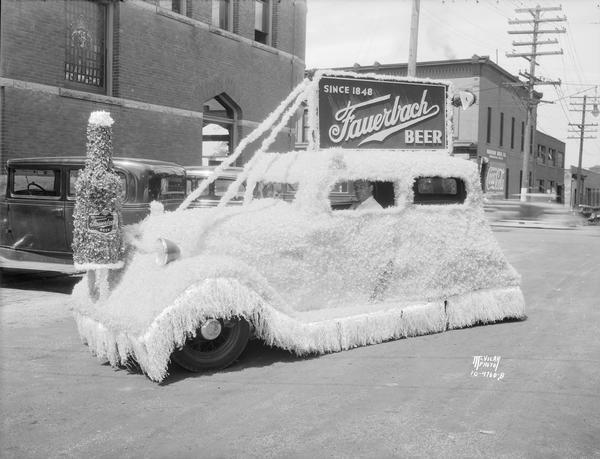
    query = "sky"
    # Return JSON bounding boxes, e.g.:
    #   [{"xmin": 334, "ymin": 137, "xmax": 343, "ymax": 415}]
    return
[{"xmin": 305, "ymin": 0, "xmax": 600, "ymax": 168}]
